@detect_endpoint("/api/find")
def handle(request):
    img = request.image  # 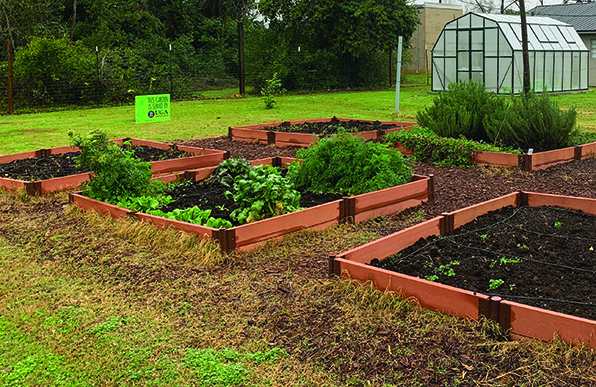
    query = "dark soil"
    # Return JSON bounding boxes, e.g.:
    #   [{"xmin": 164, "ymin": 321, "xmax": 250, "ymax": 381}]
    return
[
  {"xmin": 176, "ymin": 136, "xmax": 301, "ymax": 160},
  {"xmin": 373, "ymin": 205, "xmax": 596, "ymax": 320},
  {"xmin": 162, "ymin": 177, "xmax": 343, "ymax": 226},
  {"xmin": 0, "ymin": 145, "xmax": 191, "ymax": 181},
  {"xmin": 262, "ymin": 117, "xmax": 399, "ymax": 135}
]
